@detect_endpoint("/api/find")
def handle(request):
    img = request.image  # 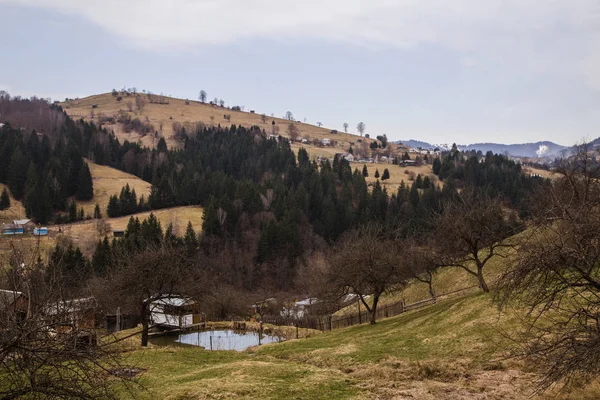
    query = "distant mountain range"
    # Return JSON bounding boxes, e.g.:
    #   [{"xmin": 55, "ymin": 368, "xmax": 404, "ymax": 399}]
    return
[{"xmin": 398, "ymin": 139, "xmax": 569, "ymax": 158}]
